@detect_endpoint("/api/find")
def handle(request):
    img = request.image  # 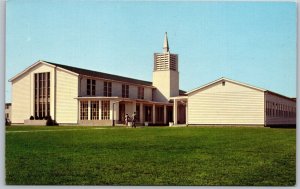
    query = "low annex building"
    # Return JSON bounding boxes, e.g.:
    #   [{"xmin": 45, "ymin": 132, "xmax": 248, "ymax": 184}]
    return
[
  {"xmin": 9, "ymin": 33, "xmax": 296, "ymax": 127},
  {"xmin": 172, "ymin": 78, "xmax": 296, "ymax": 126}
]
